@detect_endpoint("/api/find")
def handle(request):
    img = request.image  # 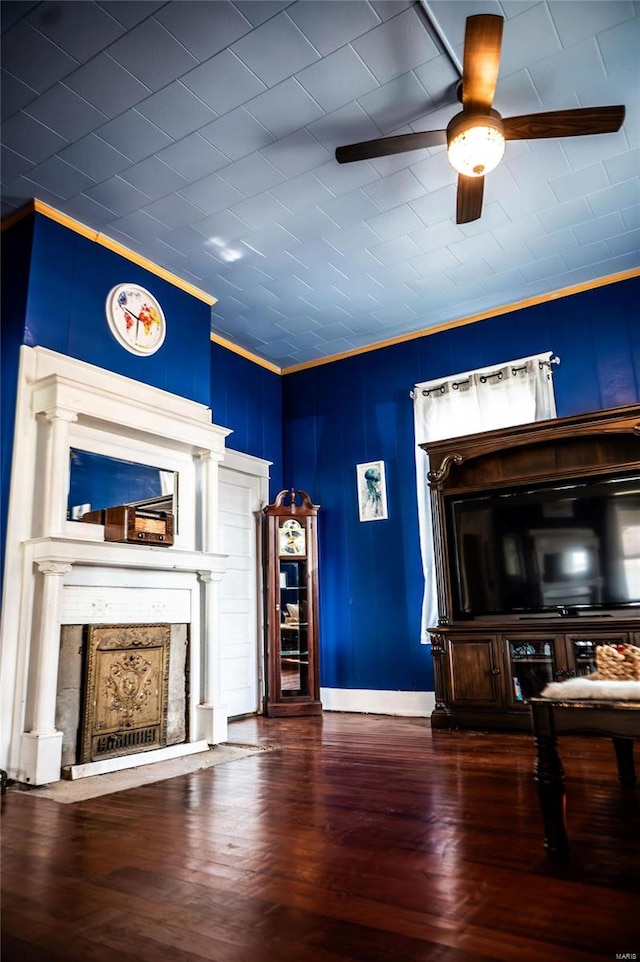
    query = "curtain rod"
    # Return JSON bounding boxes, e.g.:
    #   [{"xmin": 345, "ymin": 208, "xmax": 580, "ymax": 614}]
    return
[{"xmin": 409, "ymin": 355, "xmax": 560, "ymax": 399}]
